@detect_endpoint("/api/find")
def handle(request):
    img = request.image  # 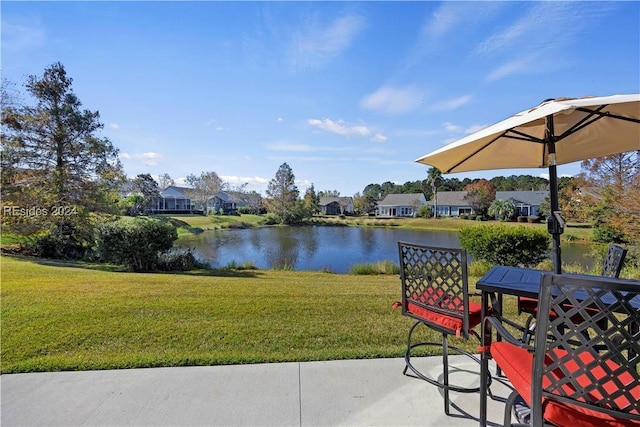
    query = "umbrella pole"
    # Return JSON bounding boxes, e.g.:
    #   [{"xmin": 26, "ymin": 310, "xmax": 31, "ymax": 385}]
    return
[
  {"xmin": 546, "ymin": 114, "xmax": 562, "ymax": 274},
  {"xmin": 548, "ymin": 162, "xmax": 562, "ymax": 274}
]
